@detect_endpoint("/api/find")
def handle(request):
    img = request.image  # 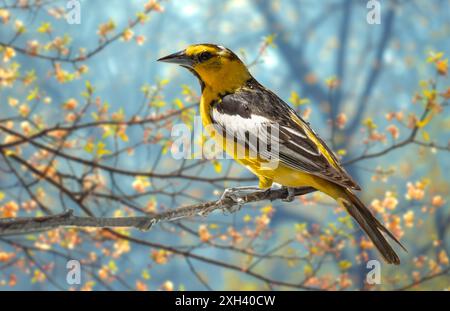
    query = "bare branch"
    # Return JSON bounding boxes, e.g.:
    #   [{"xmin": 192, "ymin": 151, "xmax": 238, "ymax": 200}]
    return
[
  {"xmin": 0, "ymin": 3, "xmax": 159, "ymax": 64},
  {"xmin": 0, "ymin": 187, "xmax": 315, "ymax": 236},
  {"xmin": 345, "ymin": 100, "xmax": 449, "ymax": 165},
  {"xmin": 395, "ymin": 268, "xmax": 450, "ymax": 291}
]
